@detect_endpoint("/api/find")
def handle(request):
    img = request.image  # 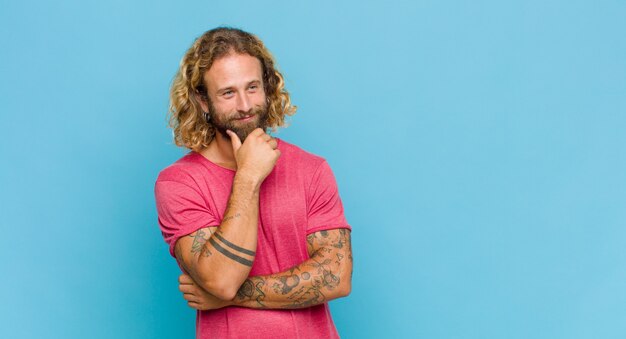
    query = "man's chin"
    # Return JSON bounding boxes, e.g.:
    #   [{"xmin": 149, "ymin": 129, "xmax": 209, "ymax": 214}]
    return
[
  {"xmin": 231, "ymin": 117, "xmax": 269, "ymax": 141},
  {"xmin": 227, "ymin": 125, "xmax": 262, "ymax": 142}
]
